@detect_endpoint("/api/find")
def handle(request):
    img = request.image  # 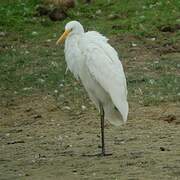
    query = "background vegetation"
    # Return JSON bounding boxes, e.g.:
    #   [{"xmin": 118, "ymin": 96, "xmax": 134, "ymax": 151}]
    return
[
  {"xmin": 1, "ymin": 1, "xmax": 180, "ymax": 179},
  {"xmin": 0, "ymin": 0, "xmax": 180, "ymax": 106}
]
